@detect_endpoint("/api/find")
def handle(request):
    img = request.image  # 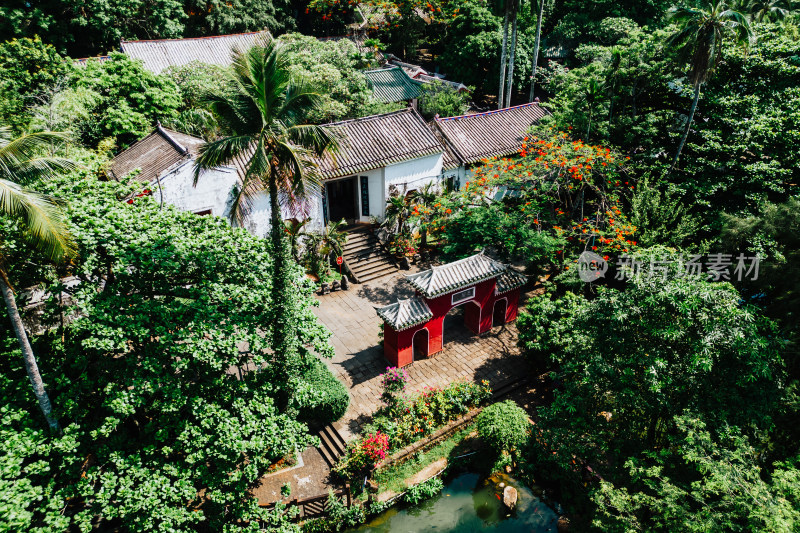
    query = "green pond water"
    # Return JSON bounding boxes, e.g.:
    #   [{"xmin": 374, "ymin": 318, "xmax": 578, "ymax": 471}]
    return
[{"xmin": 347, "ymin": 472, "xmax": 560, "ymax": 533}]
